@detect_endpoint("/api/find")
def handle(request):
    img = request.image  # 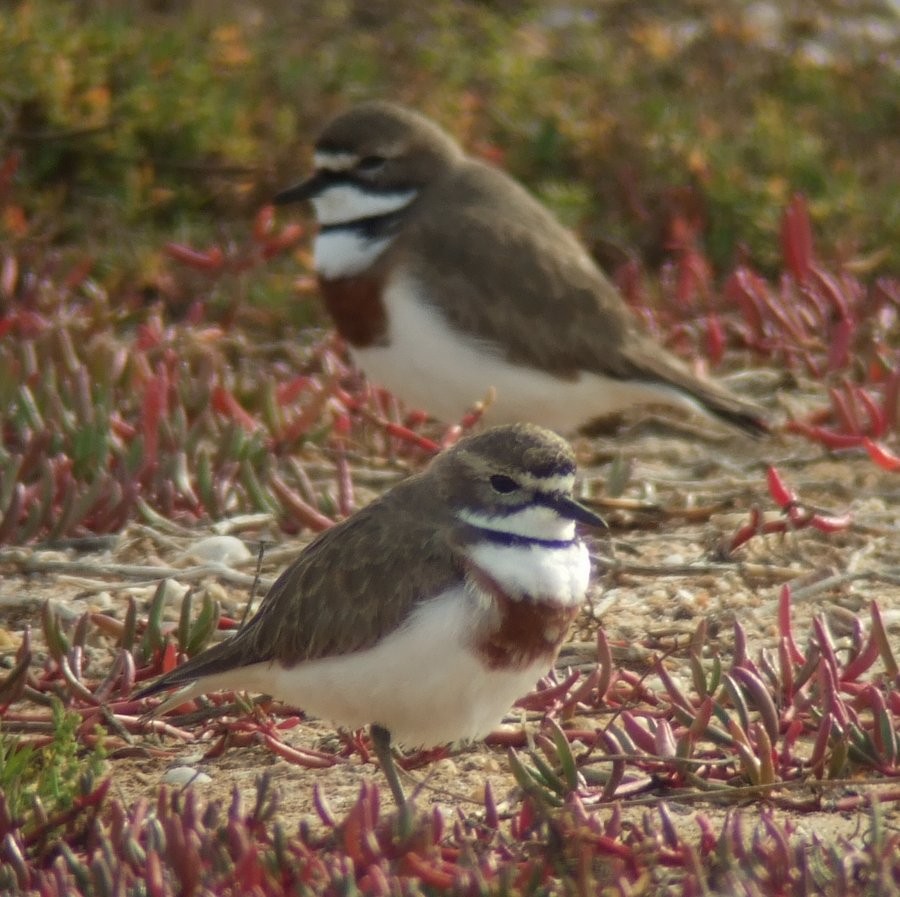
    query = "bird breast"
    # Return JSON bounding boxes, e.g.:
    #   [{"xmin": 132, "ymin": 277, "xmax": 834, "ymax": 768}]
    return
[{"xmin": 463, "ymin": 539, "xmax": 589, "ymax": 671}]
